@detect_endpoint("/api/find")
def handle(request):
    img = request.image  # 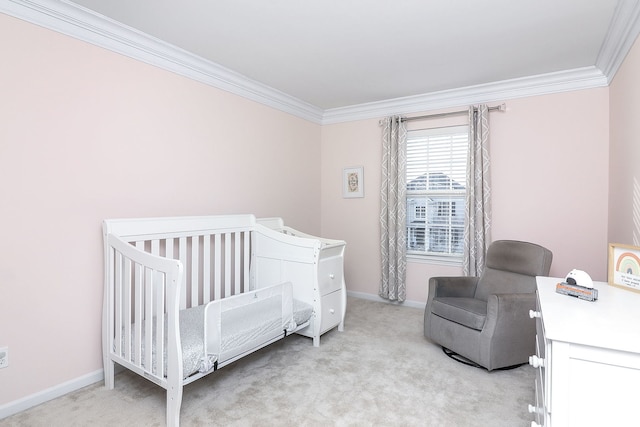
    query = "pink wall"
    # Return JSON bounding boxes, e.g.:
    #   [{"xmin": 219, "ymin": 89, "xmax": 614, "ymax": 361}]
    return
[
  {"xmin": 0, "ymin": 14, "xmax": 321, "ymax": 406},
  {"xmin": 490, "ymin": 90, "xmax": 610, "ymax": 280},
  {"xmin": 321, "ymin": 88, "xmax": 610, "ymax": 303},
  {"xmin": 609, "ymin": 35, "xmax": 640, "ymax": 246}
]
